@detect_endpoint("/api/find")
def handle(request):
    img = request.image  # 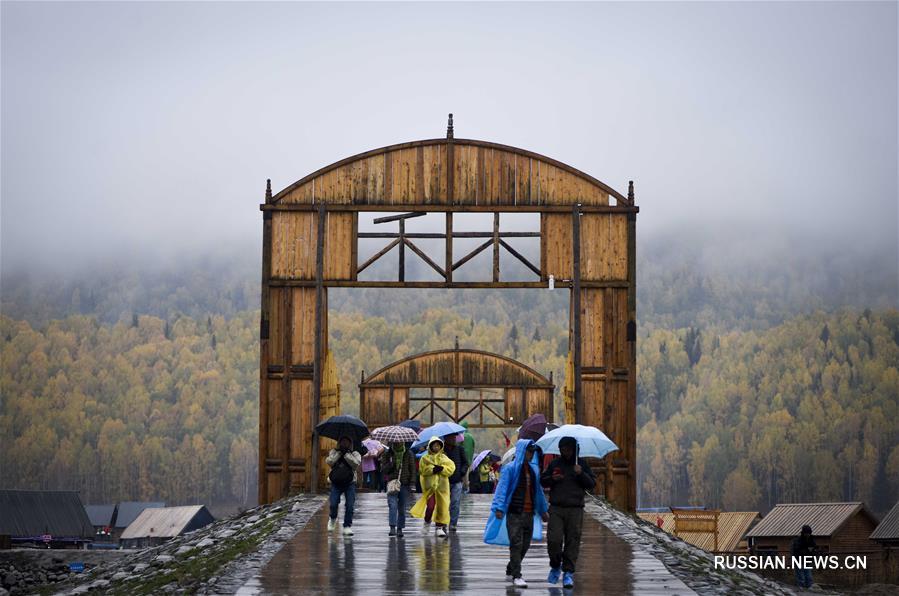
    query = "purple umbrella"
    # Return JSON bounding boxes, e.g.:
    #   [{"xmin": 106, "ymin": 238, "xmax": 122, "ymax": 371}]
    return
[
  {"xmin": 518, "ymin": 413, "xmax": 549, "ymax": 441},
  {"xmin": 471, "ymin": 449, "xmax": 493, "ymax": 470}
]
